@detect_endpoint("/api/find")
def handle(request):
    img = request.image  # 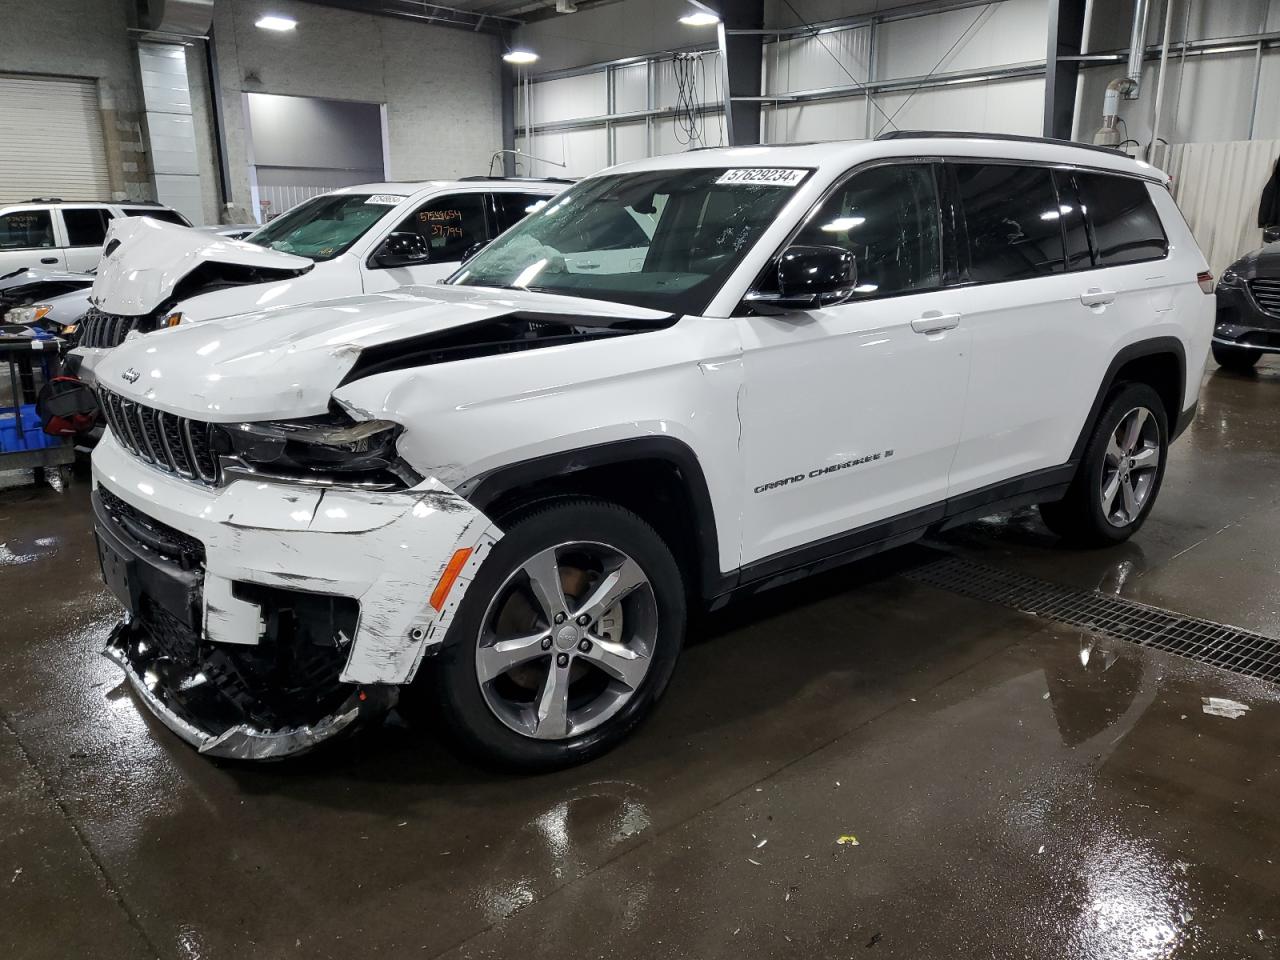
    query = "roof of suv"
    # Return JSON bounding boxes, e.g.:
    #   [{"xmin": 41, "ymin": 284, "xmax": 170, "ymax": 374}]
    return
[
  {"xmin": 6, "ymin": 199, "xmax": 174, "ymax": 207},
  {"xmin": 604, "ymin": 135, "xmax": 1167, "ymax": 184},
  {"xmin": 325, "ymin": 178, "xmax": 570, "ymax": 197}
]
